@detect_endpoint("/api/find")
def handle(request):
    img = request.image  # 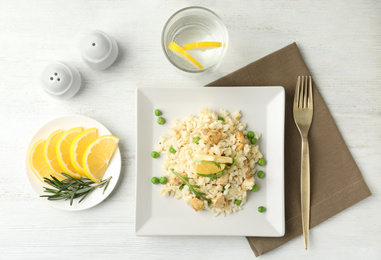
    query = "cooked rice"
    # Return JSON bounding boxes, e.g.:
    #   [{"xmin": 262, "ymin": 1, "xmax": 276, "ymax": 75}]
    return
[{"xmin": 155, "ymin": 107, "xmax": 263, "ymax": 216}]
